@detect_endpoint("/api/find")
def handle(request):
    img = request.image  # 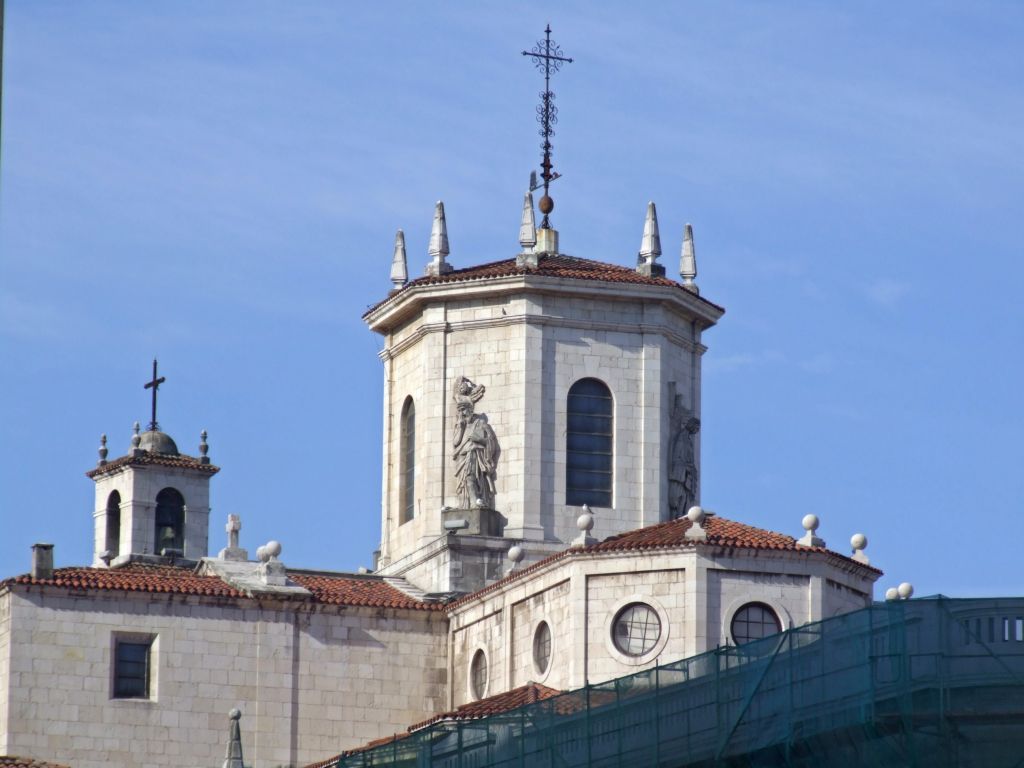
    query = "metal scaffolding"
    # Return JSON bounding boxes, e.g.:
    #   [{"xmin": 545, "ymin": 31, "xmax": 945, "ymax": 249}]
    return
[{"xmin": 333, "ymin": 597, "xmax": 1024, "ymax": 767}]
